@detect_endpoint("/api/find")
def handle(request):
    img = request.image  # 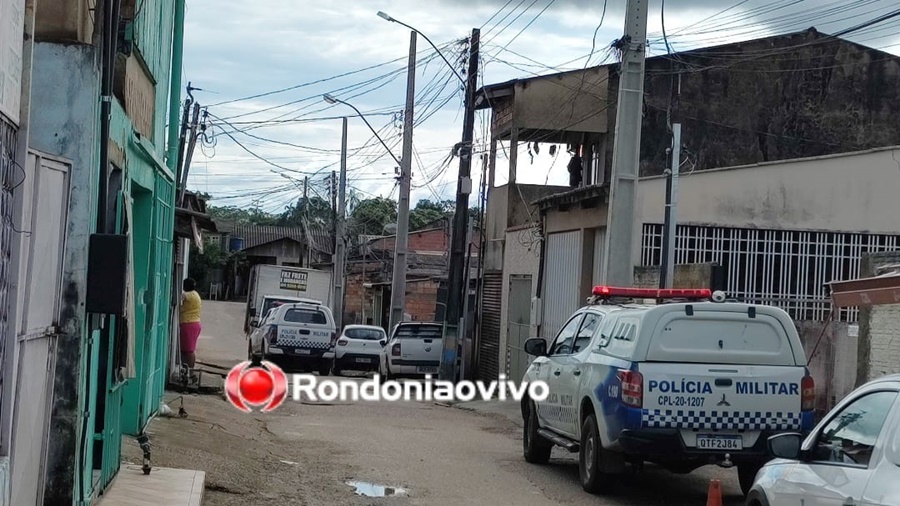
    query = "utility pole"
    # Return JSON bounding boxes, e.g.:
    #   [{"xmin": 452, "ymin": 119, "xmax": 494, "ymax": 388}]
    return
[
  {"xmin": 303, "ymin": 176, "xmax": 310, "ymax": 267},
  {"xmin": 332, "ymin": 118, "xmax": 348, "ymax": 330},
  {"xmin": 178, "ymin": 102, "xmax": 201, "ymax": 207},
  {"xmin": 440, "ymin": 28, "xmax": 480, "ymax": 381},
  {"xmin": 388, "ymin": 30, "xmax": 416, "ymax": 332},
  {"xmin": 659, "ymin": 123, "xmax": 681, "ymax": 288},
  {"xmin": 602, "ymin": 0, "xmax": 649, "ymax": 286}
]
